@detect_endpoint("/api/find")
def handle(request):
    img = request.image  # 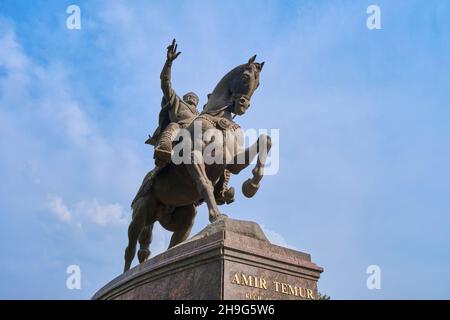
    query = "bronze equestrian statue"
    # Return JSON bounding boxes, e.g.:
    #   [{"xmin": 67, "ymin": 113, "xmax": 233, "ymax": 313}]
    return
[{"xmin": 124, "ymin": 39, "xmax": 271, "ymax": 272}]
